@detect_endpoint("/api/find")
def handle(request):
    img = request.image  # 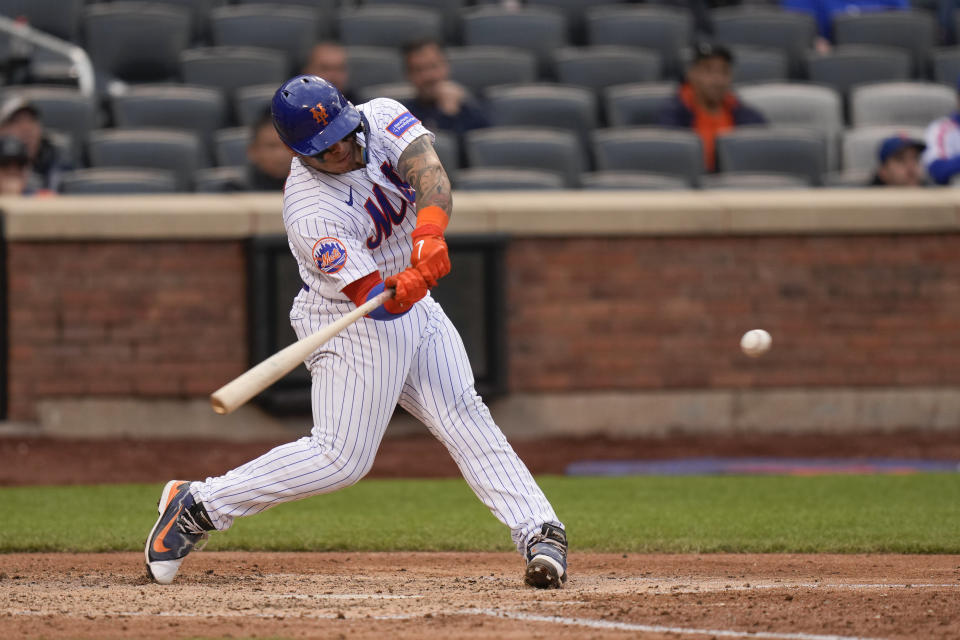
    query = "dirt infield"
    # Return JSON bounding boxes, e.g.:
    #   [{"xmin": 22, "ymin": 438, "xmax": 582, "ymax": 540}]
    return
[{"xmin": 2, "ymin": 552, "xmax": 958, "ymax": 639}]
